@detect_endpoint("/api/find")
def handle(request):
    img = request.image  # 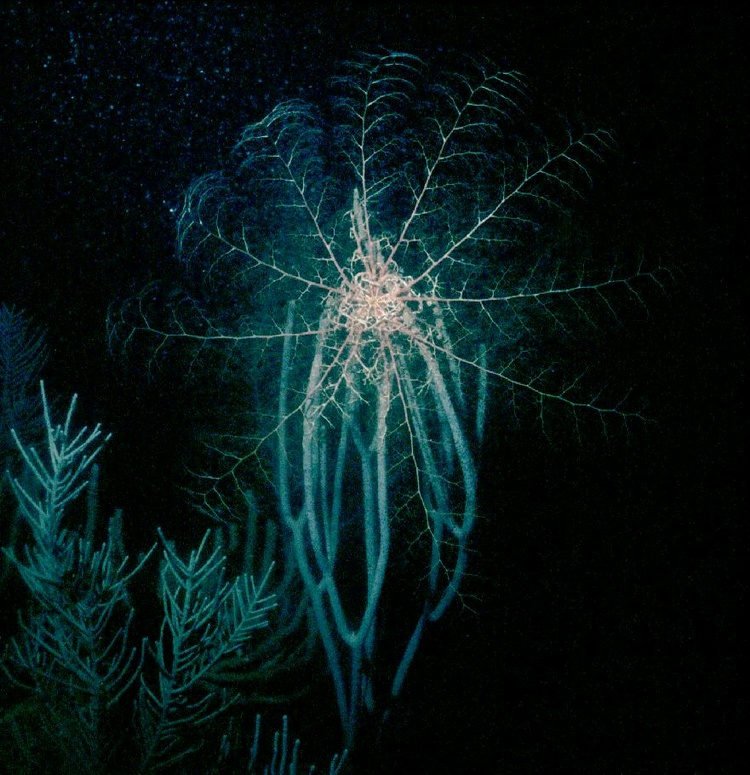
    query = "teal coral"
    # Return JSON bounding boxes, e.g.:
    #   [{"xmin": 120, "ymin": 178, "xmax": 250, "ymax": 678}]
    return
[{"xmin": 1, "ymin": 384, "xmax": 345, "ymax": 774}]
